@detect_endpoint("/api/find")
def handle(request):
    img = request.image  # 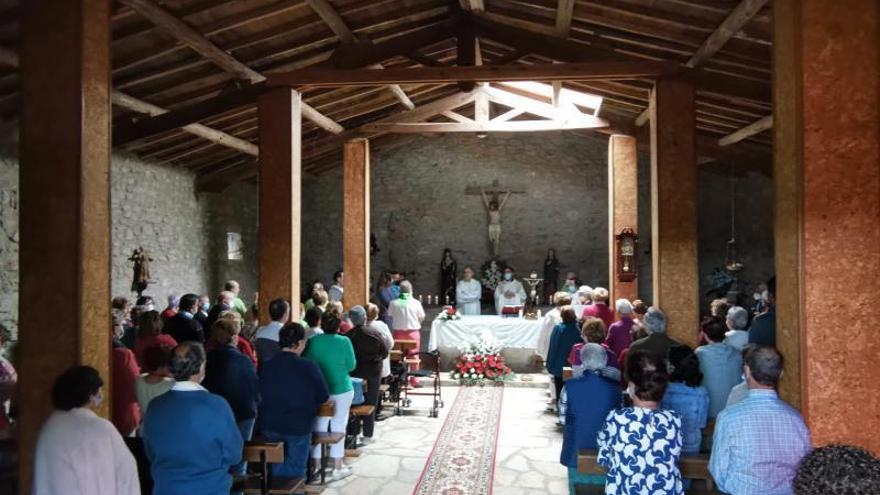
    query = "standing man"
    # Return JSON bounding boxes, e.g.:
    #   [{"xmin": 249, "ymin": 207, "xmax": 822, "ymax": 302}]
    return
[
  {"xmin": 494, "ymin": 267, "xmax": 527, "ymax": 315},
  {"xmin": 455, "ymin": 267, "xmax": 483, "ymax": 316},
  {"xmin": 329, "ymin": 271, "xmax": 344, "ymax": 302},
  {"xmin": 164, "ymin": 293, "xmax": 205, "ymax": 343},
  {"xmin": 258, "ymin": 323, "xmax": 329, "ymax": 478},
  {"xmin": 194, "ymin": 295, "xmax": 210, "ymax": 328},
  {"xmin": 710, "ymin": 346, "xmax": 810, "ymax": 495},
  {"xmin": 389, "ymin": 281, "xmax": 425, "ymax": 387},
  {"xmin": 254, "ymin": 299, "xmax": 289, "ymax": 365},
  {"xmin": 225, "ymin": 280, "xmax": 248, "ymax": 320}
]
